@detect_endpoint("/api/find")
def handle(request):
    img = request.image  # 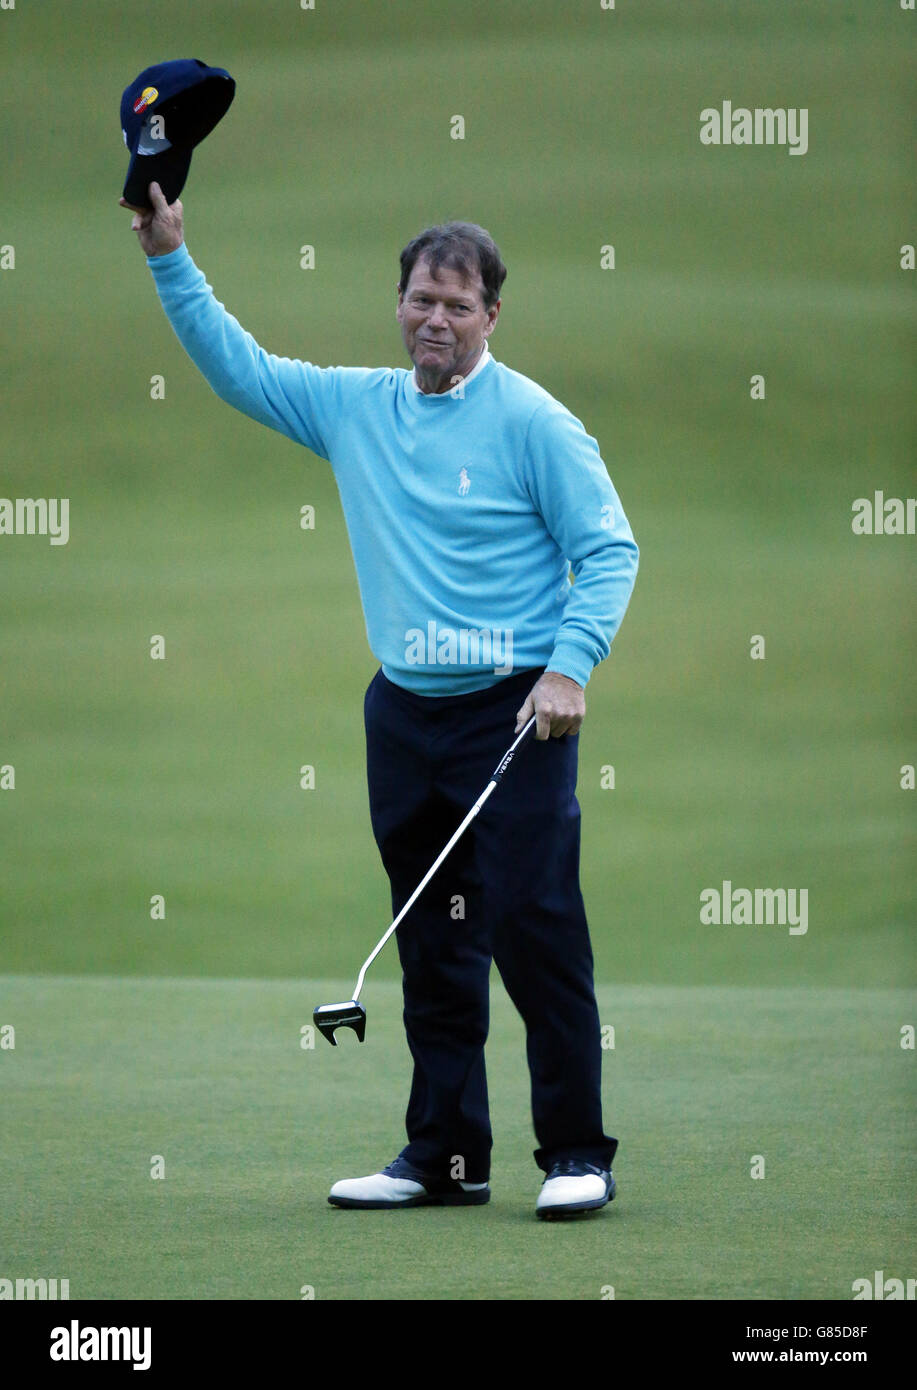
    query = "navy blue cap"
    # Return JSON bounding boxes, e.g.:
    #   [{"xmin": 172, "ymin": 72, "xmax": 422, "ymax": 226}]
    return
[{"xmin": 121, "ymin": 59, "xmax": 235, "ymax": 209}]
